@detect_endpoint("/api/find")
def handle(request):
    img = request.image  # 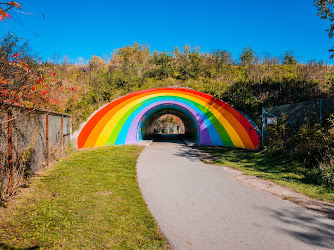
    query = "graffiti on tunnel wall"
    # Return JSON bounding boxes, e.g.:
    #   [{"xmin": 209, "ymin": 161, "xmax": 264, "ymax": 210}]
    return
[{"xmin": 73, "ymin": 88, "xmax": 260, "ymax": 149}]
